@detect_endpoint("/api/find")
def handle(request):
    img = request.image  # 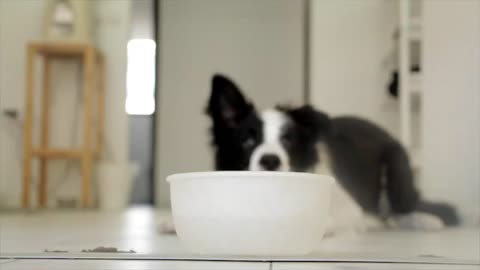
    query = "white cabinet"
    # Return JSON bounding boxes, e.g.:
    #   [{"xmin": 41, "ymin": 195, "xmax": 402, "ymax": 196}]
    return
[{"xmin": 421, "ymin": 0, "xmax": 480, "ymax": 225}]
